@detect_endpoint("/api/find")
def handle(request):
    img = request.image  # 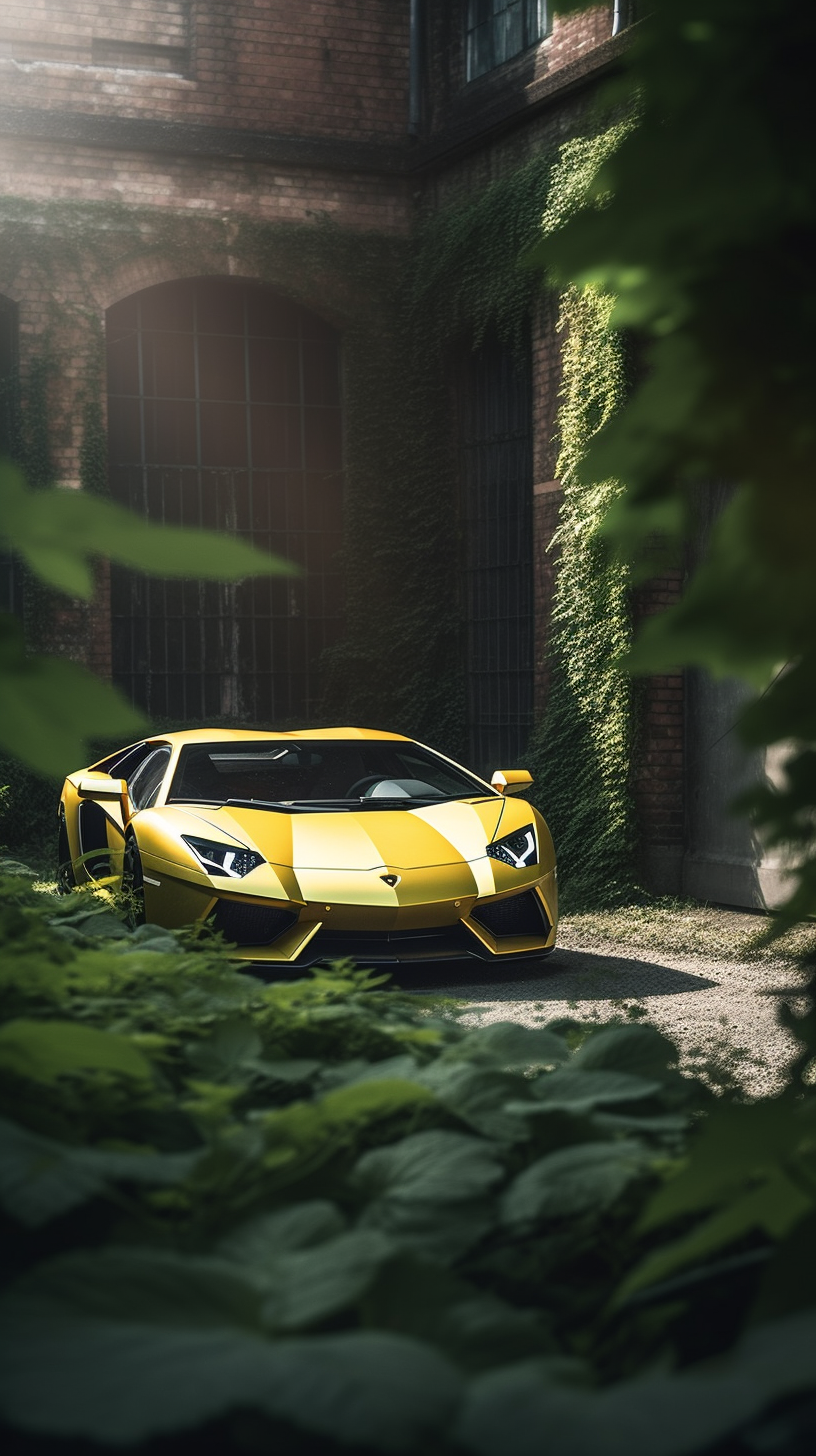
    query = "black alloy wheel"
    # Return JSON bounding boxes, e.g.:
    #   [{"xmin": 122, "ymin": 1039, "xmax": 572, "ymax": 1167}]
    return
[{"xmin": 122, "ymin": 833, "xmax": 146, "ymax": 927}]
